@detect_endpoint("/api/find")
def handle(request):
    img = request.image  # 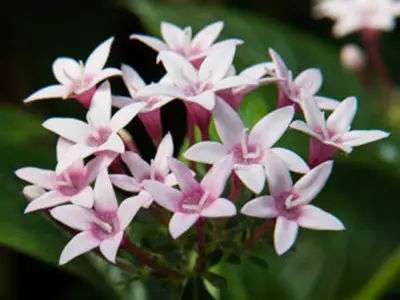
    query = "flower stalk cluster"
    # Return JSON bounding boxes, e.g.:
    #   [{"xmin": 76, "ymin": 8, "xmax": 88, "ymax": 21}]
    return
[{"xmin": 16, "ymin": 20, "xmax": 389, "ymax": 288}]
